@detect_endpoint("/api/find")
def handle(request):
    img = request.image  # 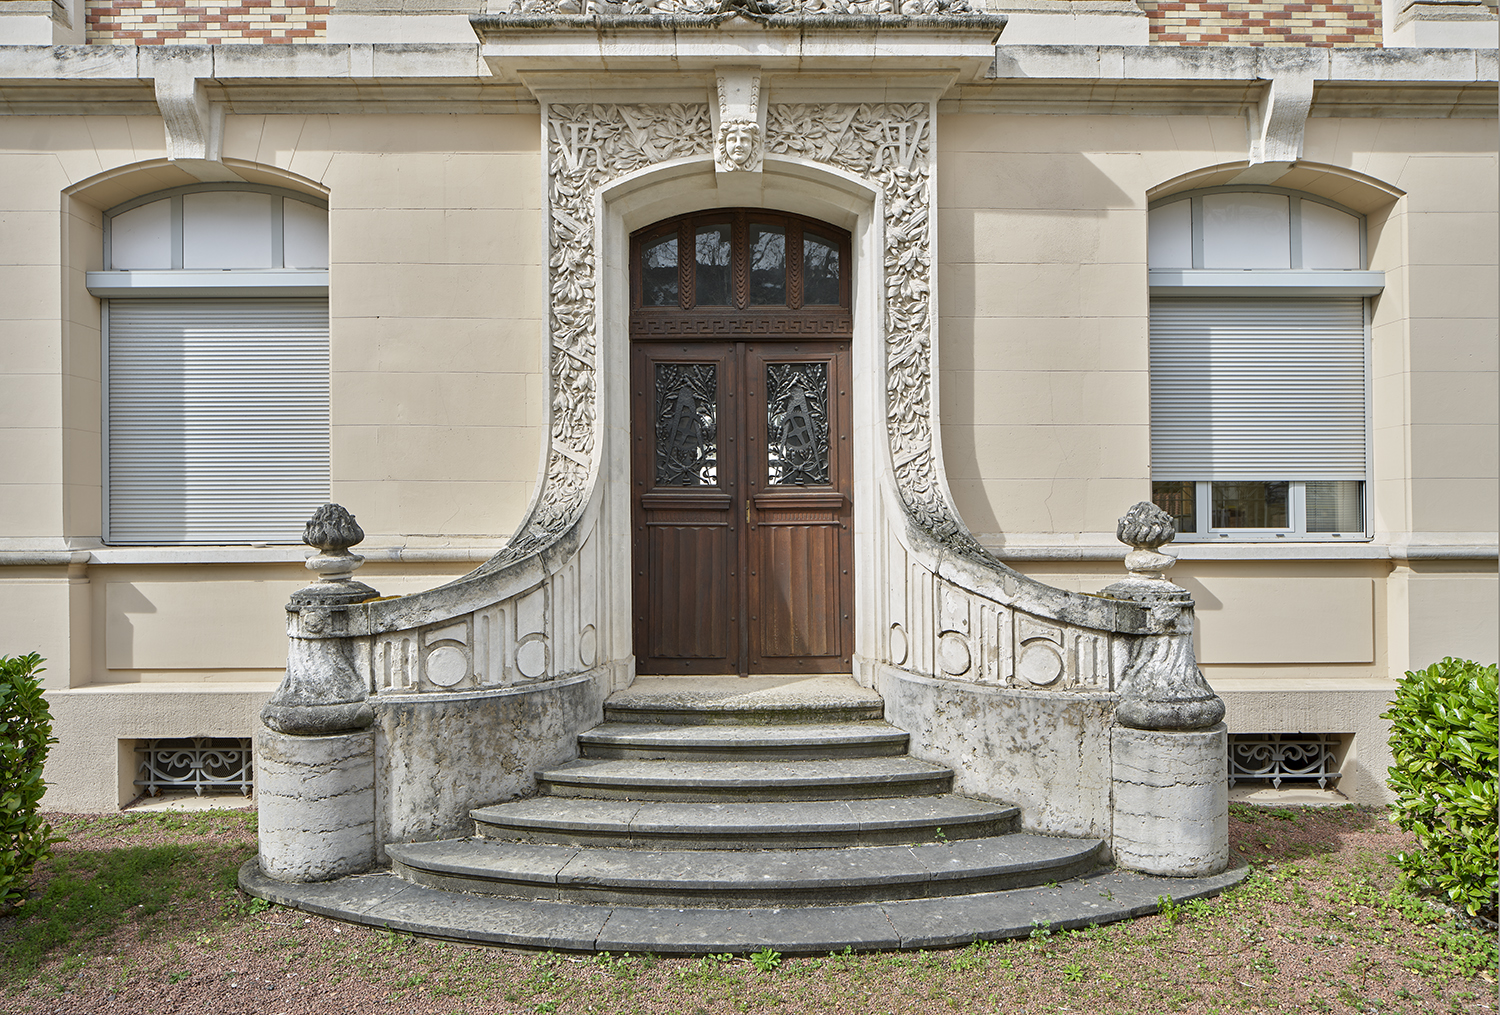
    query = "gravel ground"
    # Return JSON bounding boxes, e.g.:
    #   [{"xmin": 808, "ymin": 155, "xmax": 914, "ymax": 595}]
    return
[{"xmin": 1, "ymin": 804, "xmax": 1495, "ymax": 1015}]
